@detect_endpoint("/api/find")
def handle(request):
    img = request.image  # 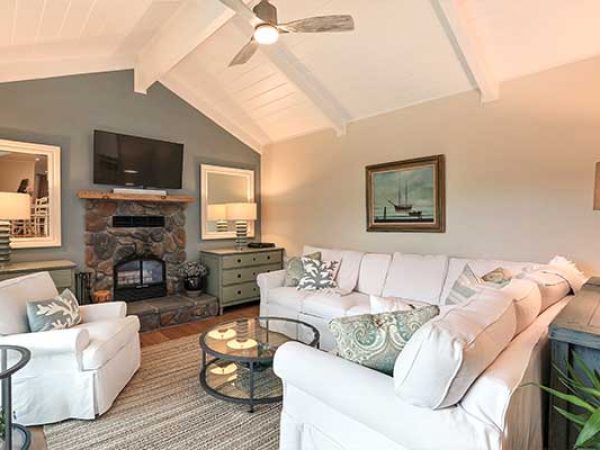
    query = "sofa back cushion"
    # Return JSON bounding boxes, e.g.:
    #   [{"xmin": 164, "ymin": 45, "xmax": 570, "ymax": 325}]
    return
[
  {"xmin": 0, "ymin": 272, "xmax": 59, "ymax": 335},
  {"xmin": 356, "ymin": 253, "xmax": 392, "ymax": 296},
  {"xmin": 382, "ymin": 253, "xmax": 448, "ymax": 304},
  {"xmin": 491, "ymin": 278, "xmax": 541, "ymax": 334},
  {"xmin": 303, "ymin": 246, "xmax": 364, "ymax": 292},
  {"xmin": 441, "ymin": 258, "xmax": 540, "ymax": 302},
  {"xmin": 393, "ymin": 289, "xmax": 517, "ymax": 409},
  {"xmin": 520, "ymin": 270, "xmax": 571, "ymax": 311}
]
